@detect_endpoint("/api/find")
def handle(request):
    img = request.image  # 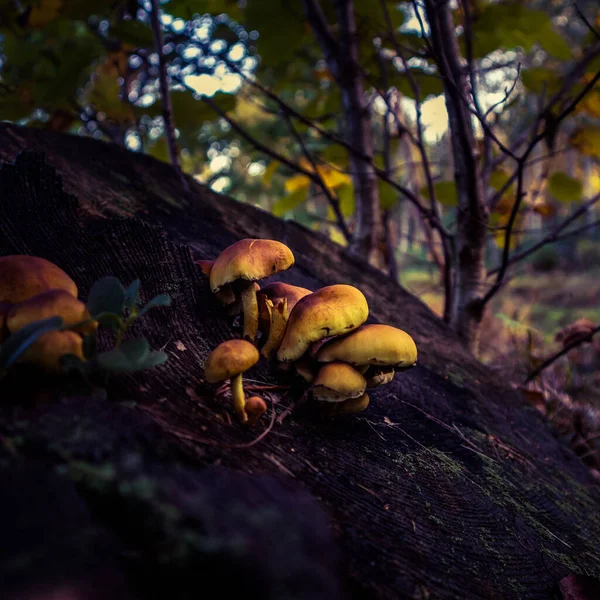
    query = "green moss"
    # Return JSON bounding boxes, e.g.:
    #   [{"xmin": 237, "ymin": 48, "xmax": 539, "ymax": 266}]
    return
[{"xmin": 394, "ymin": 448, "xmax": 465, "ymax": 480}]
